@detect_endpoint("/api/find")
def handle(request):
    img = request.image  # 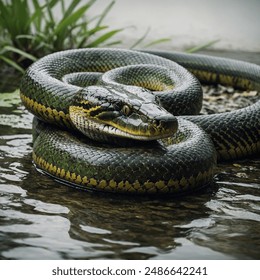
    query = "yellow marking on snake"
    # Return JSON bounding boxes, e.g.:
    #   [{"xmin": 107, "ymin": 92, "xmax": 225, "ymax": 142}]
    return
[
  {"xmin": 133, "ymin": 81, "xmax": 174, "ymax": 91},
  {"xmin": 20, "ymin": 93, "xmax": 71, "ymax": 127},
  {"xmin": 189, "ymin": 70, "xmax": 254, "ymax": 90},
  {"xmin": 21, "ymin": 49, "xmax": 259, "ymax": 194},
  {"xmin": 69, "ymin": 105, "xmax": 165, "ymax": 137},
  {"xmin": 32, "ymin": 152, "xmax": 214, "ymax": 193}
]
